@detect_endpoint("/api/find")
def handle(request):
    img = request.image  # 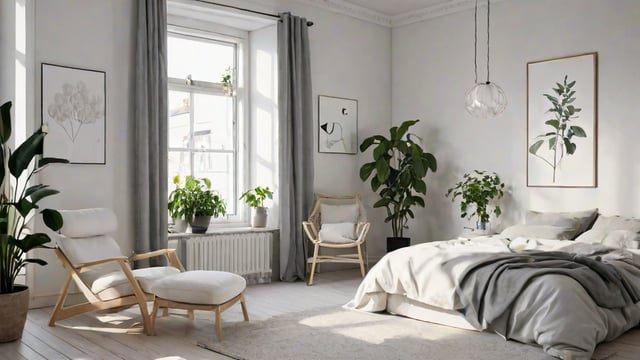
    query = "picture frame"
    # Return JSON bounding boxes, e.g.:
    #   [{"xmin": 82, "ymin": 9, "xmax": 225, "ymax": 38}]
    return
[
  {"xmin": 41, "ymin": 63, "xmax": 106, "ymax": 165},
  {"xmin": 526, "ymin": 52, "xmax": 597, "ymax": 187},
  {"xmin": 318, "ymin": 95, "xmax": 358, "ymax": 154}
]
